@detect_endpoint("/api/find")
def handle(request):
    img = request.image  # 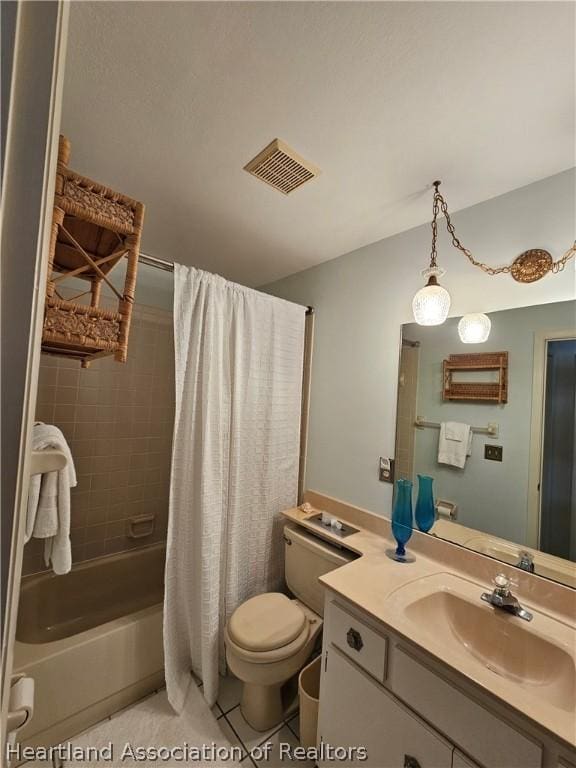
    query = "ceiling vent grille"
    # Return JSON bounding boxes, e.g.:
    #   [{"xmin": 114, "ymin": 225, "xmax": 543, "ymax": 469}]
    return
[{"xmin": 244, "ymin": 139, "xmax": 320, "ymax": 195}]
